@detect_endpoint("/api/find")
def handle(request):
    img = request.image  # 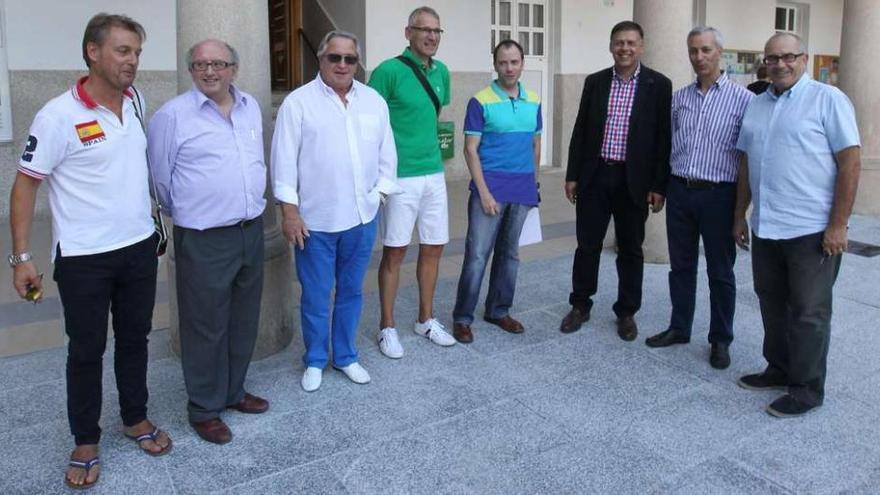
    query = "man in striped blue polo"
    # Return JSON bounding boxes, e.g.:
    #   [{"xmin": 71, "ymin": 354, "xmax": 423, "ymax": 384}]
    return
[
  {"xmin": 451, "ymin": 39, "xmax": 541, "ymax": 343},
  {"xmin": 644, "ymin": 27, "xmax": 752, "ymax": 369}
]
